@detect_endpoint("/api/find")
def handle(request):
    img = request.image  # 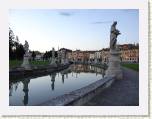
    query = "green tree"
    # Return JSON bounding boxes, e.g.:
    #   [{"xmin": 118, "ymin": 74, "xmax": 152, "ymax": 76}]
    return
[
  {"xmin": 9, "ymin": 27, "xmax": 15, "ymax": 59},
  {"xmin": 9, "ymin": 28, "xmax": 25, "ymax": 60},
  {"xmin": 15, "ymin": 44, "xmax": 25, "ymax": 60},
  {"xmin": 31, "ymin": 51, "xmax": 36, "ymax": 61}
]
